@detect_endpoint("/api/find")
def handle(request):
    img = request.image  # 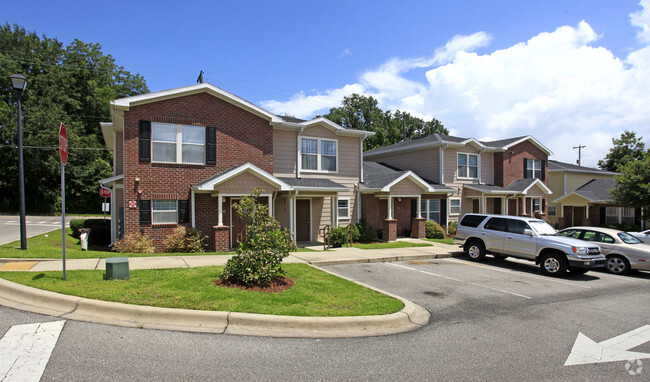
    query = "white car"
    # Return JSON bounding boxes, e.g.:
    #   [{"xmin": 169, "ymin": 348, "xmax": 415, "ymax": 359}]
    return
[
  {"xmin": 628, "ymin": 229, "xmax": 650, "ymax": 244},
  {"xmin": 559, "ymin": 227, "xmax": 650, "ymax": 274}
]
